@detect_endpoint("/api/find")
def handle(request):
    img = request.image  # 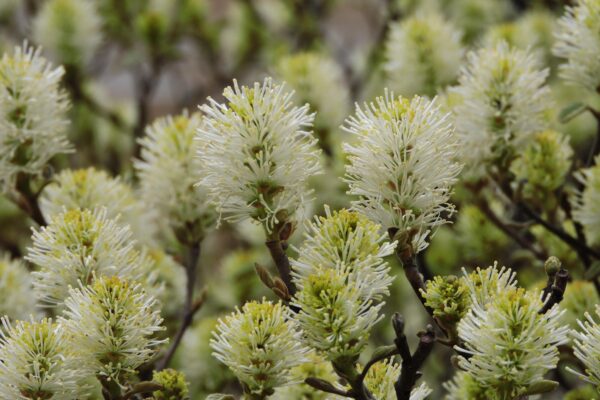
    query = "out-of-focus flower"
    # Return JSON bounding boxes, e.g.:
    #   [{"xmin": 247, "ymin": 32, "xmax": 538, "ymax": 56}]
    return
[
  {"xmin": 385, "ymin": 13, "xmax": 463, "ymax": 97},
  {"xmin": 509, "ymin": 130, "xmax": 573, "ymax": 207},
  {"xmin": 27, "ymin": 208, "xmax": 153, "ymax": 306},
  {"xmin": 444, "ymin": 0, "xmax": 514, "ymax": 42},
  {"xmin": 32, "ymin": 0, "xmax": 102, "ymax": 68},
  {"xmin": 562, "ymin": 280, "xmax": 600, "ymax": 330},
  {"xmin": 136, "ymin": 112, "xmax": 215, "ymax": 242},
  {"xmin": 197, "ymin": 78, "xmax": 322, "ymax": 235},
  {"xmin": 210, "ymin": 299, "xmax": 309, "ymax": 396},
  {"xmin": 553, "ymin": 0, "xmax": 600, "ymax": 92},
  {"xmin": 292, "ymin": 207, "xmax": 396, "ymax": 301},
  {"xmin": 40, "ymin": 167, "xmax": 156, "ymax": 244},
  {"xmin": 0, "ymin": 317, "xmax": 85, "ymax": 399},
  {"xmin": 343, "ymin": 92, "xmax": 462, "ymax": 254},
  {"xmin": 62, "ymin": 276, "xmax": 165, "ymax": 385},
  {"xmin": 451, "ymin": 42, "xmax": 552, "ymax": 174},
  {"xmin": 456, "ymin": 284, "xmax": 568, "ymax": 398},
  {"xmin": 0, "ymin": 44, "xmax": 70, "ymax": 191},
  {"xmin": 276, "ymin": 51, "xmax": 350, "ymax": 152},
  {"xmin": 572, "ymin": 156, "xmax": 600, "ymax": 247},
  {"xmin": 147, "ymin": 248, "xmax": 186, "ymax": 320},
  {"xmin": 0, "ymin": 253, "xmax": 37, "ymax": 320},
  {"xmin": 152, "ymin": 368, "xmax": 190, "ymax": 400}
]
